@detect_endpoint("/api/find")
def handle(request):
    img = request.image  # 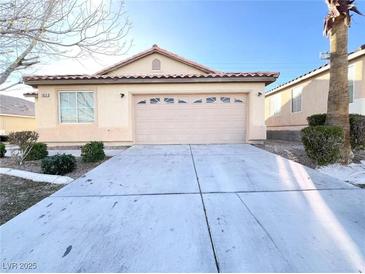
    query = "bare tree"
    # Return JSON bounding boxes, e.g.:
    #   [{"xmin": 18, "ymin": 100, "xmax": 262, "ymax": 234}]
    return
[
  {"xmin": 0, "ymin": 0, "xmax": 131, "ymax": 85},
  {"xmin": 323, "ymin": 0, "xmax": 362, "ymax": 164}
]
